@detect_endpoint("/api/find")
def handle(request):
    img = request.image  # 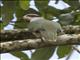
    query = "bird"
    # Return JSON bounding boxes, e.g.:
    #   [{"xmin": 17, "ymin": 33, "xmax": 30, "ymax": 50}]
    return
[{"xmin": 23, "ymin": 14, "xmax": 63, "ymax": 42}]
